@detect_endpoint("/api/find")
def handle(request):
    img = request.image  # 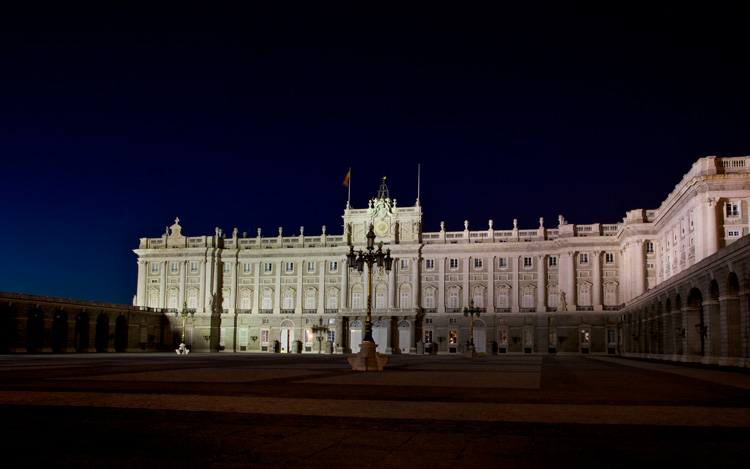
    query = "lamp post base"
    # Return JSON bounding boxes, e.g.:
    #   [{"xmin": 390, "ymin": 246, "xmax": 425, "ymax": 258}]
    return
[
  {"xmin": 348, "ymin": 342, "xmax": 388, "ymax": 371},
  {"xmin": 464, "ymin": 345, "xmax": 478, "ymax": 358}
]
